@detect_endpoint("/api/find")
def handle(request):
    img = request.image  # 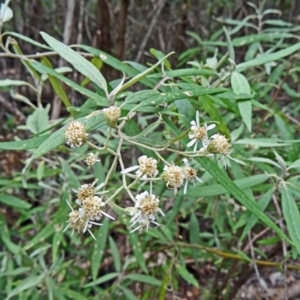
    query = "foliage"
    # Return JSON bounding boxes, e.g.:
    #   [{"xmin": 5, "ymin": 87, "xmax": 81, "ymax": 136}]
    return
[{"xmin": 1, "ymin": 1, "xmax": 300, "ymax": 299}]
